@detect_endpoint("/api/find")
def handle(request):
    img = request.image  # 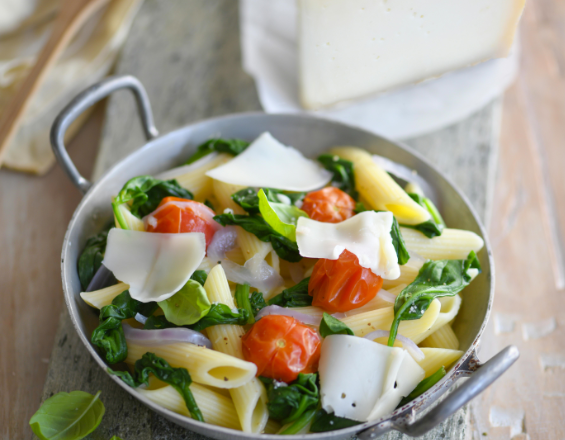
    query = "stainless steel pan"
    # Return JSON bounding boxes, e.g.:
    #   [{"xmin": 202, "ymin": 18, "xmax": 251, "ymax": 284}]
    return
[{"xmin": 51, "ymin": 75, "xmax": 518, "ymax": 440}]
